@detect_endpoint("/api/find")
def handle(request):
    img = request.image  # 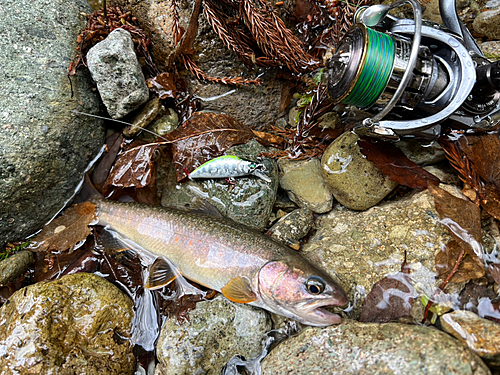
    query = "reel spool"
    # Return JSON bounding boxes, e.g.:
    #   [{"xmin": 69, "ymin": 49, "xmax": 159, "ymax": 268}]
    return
[{"xmin": 327, "ymin": 0, "xmax": 500, "ymax": 139}]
